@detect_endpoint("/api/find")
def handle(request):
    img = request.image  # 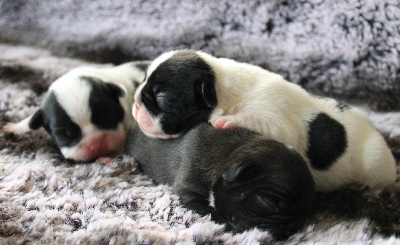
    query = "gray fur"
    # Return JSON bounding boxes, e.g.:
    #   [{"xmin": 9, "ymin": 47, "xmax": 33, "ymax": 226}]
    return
[{"xmin": 125, "ymin": 122, "xmax": 315, "ymax": 240}]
